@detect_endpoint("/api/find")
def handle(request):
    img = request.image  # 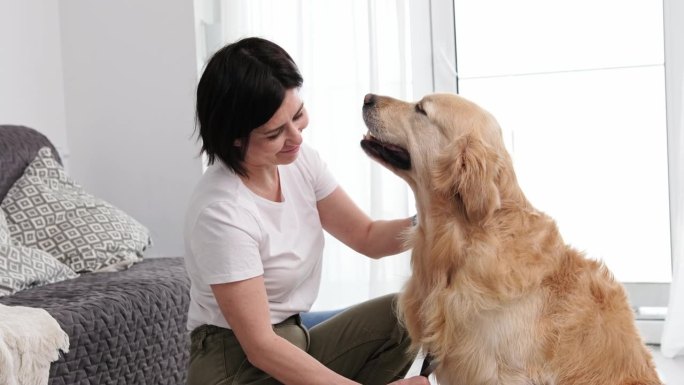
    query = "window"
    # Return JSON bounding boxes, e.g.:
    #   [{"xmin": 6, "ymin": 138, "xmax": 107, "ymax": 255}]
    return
[{"xmin": 416, "ymin": 0, "xmax": 677, "ymax": 342}]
